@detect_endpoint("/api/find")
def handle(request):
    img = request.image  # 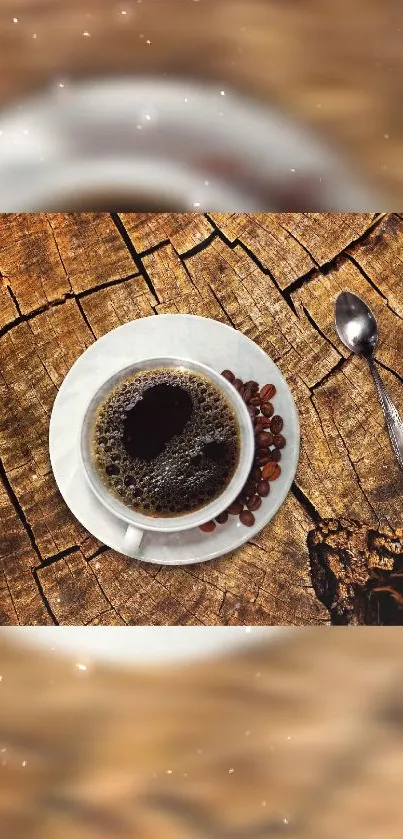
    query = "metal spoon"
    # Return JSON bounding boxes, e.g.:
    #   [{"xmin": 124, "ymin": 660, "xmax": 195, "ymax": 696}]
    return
[{"xmin": 335, "ymin": 291, "xmax": 403, "ymax": 469}]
